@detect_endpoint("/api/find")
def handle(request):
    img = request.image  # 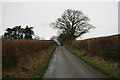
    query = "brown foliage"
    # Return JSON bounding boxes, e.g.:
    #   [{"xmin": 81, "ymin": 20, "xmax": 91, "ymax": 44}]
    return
[
  {"xmin": 67, "ymin": 34, "xmax": 119, "ymax": 62},
  {"xmin": 2, "ymin": 40, "xmax": 56, "ymax": 78}
]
